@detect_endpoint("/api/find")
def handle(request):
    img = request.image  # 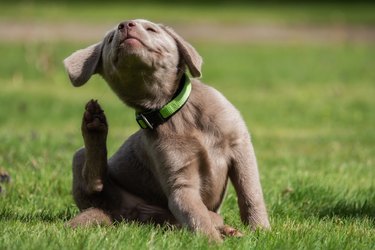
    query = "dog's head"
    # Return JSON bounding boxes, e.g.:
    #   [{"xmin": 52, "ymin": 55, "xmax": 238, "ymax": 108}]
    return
[{"xmin": 64, "ymin": 19, "xmax": 202, "ymax": 108}]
